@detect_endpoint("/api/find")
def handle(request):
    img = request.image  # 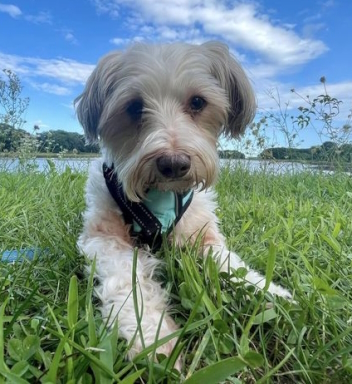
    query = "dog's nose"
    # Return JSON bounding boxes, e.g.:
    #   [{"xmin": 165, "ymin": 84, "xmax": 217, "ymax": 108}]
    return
[{"xmin": 156, "ymin": 154, "xmax": 191, "ymax": 178}]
